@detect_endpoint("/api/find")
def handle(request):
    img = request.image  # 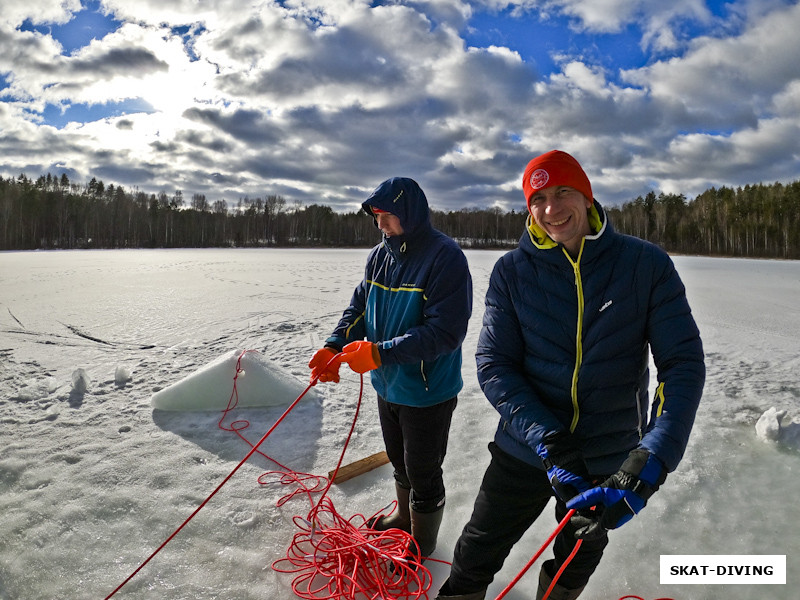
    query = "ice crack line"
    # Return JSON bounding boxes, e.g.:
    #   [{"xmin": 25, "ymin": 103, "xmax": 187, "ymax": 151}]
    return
[
  {"xmin": 7, "ymin": 308, "xmax": 25, "ymax": 328},
  {"xmin": 59, "ymin": 322, "xmax": 156, "ymax": 349}
]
